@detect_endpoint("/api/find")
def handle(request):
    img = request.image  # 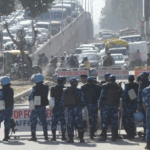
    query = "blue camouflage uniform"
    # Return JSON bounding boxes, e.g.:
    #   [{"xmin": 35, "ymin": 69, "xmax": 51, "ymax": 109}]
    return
[
  {"xmin": 137, "ymin": 79, "xmax": 149, "ymax": 128},
  {"xmin": 61, "ymin": 88, "xmax": 86, "ymax": 136},
  {"xmin": 51, "ymin": 84, "xmax": 66, "ymax": 132},
  {"xmin": 99, "ymin": 80, "xmax": 120, "ymax": 132},
  {"xmin": 29, "ymin": 87, "xmax": 47, "ymax": 132},
  {"xmin": 0, "ymin": 91, "xmax": 5, "ymax": 125},
  {"xmin": 142, "ymin": 86, "xmax": 150, "ymax": 141},
  {"xmin": 122, "ymin": 83, "xmax": 138, "ymax": 130}
]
